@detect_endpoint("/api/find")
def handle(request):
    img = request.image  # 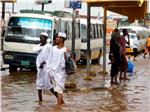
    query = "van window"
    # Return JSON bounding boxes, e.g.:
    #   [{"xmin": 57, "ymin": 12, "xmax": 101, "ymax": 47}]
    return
[
  {"xmin": 67, "ymin": 21, "xmax": 72, "ymax": 40},
  {"xmin": 60, "ymin": 21, "xmax": 68, "ymax": 39},
  {"xmin": 91, "ymin": 24, "xmax": 95, "ymax": 39},
  {"xmin": 80, "ymin": 24, "xmax": 87, "ymax": 42},
  {"xmin": 94, "ymin": 24, "xmax": 98, "ymax": 39},
  {"xmin": 75, "ymin": 22, "xmax": 80, "ymax": 38},
  {"xmin": 97, "ymin": 25, "xmax": 101, "ymax": 38},
  {"xmin": 5, "ymin": 17, "xmax": 52, "ymax": 44},
  {"xmin": 100, "ymin": 25, "xmax": 104, "ymax": 38}
]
